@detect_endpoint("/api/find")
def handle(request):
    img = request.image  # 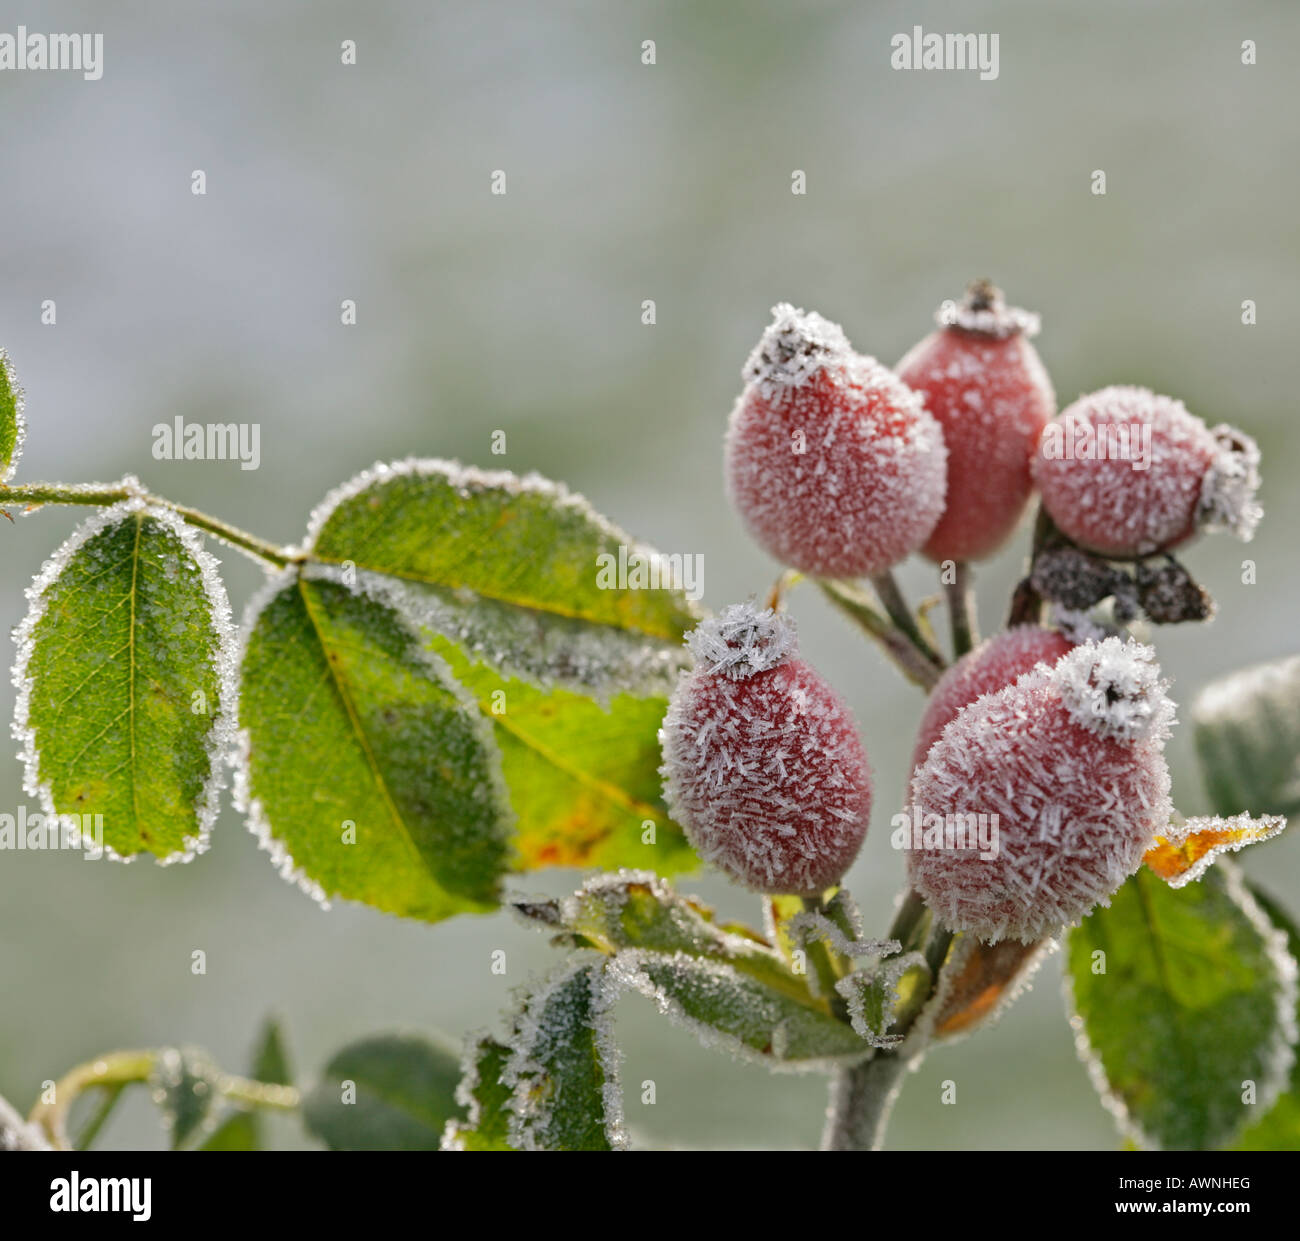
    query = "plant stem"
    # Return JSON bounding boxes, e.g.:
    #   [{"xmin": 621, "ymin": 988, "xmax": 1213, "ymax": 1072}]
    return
[
  {"xmin": 944, "ymin": 561, "xmax": 978, "ymax": 657},
  {"xmin": 28, "ymin": 1049, "xmax": 299, "ymax": 1150},
  {"xmin": 821, "ymin": 898, "xmax": 954, "ymax": 1152},
  {"xmin": 0, "ymin": 481, "xmax": 295, "ymax": 568},
  {"xmin": 817, "ymin": 579, "xmax": 942, "ymax": 691},
  {"xmin": 72, "ymin": 1083, "xmax": 126, "ymax": 1151},
  {"xmin": 870, "ymin": 569, "xmax": 946, "ymax": 669}
]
